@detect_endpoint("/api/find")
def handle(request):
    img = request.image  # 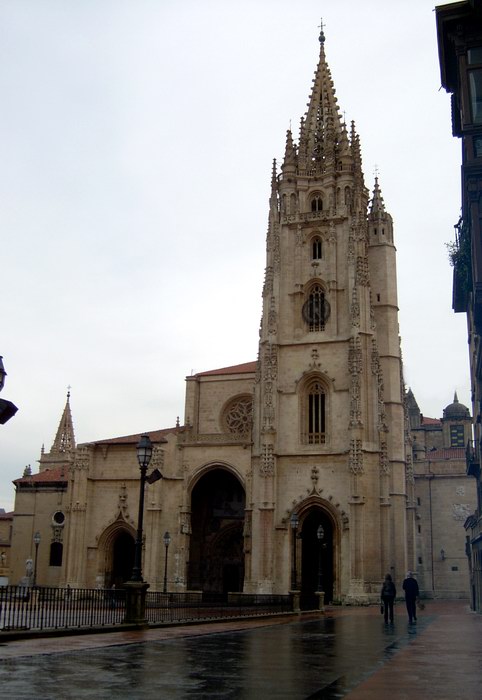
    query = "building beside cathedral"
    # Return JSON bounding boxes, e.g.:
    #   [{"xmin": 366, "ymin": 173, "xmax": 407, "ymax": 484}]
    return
[{"xmin": 6, "ymin": 27, "xmax": 474, "ymax": 604}]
